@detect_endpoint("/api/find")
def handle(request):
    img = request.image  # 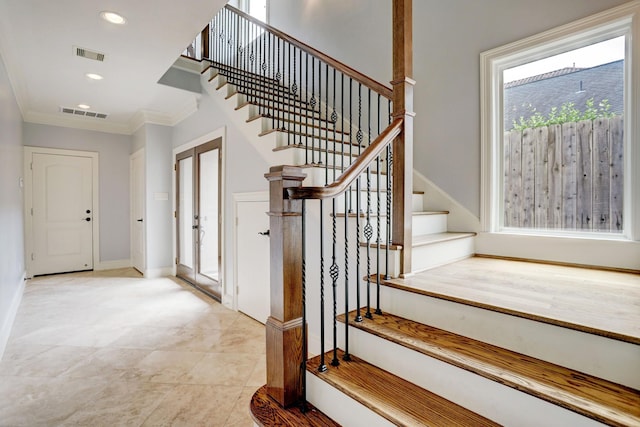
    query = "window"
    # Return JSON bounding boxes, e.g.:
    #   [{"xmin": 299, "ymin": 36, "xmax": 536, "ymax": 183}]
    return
[
  {"xmin": 231, "ymin": 0, "xmax": 268, "ymax": 23},
  {"xmin": 481, "ymin": 3, "xmax": 639, "ymax": 243}
]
